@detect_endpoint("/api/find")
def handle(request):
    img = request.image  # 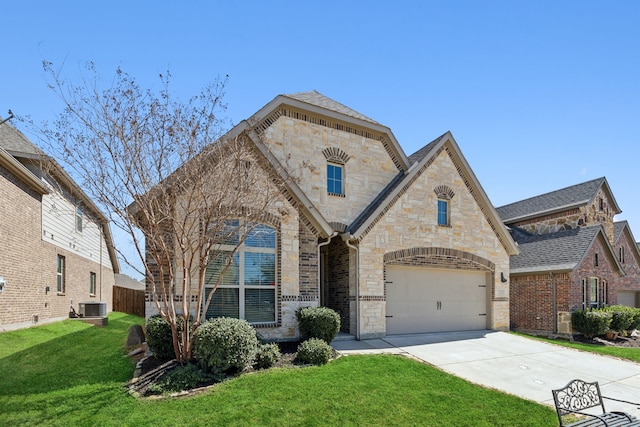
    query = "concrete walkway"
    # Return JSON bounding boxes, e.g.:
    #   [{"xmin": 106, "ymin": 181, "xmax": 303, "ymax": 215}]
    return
[{"xmin": 332, "ymin": 330, "xmax": 640, "ymax": 418}]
